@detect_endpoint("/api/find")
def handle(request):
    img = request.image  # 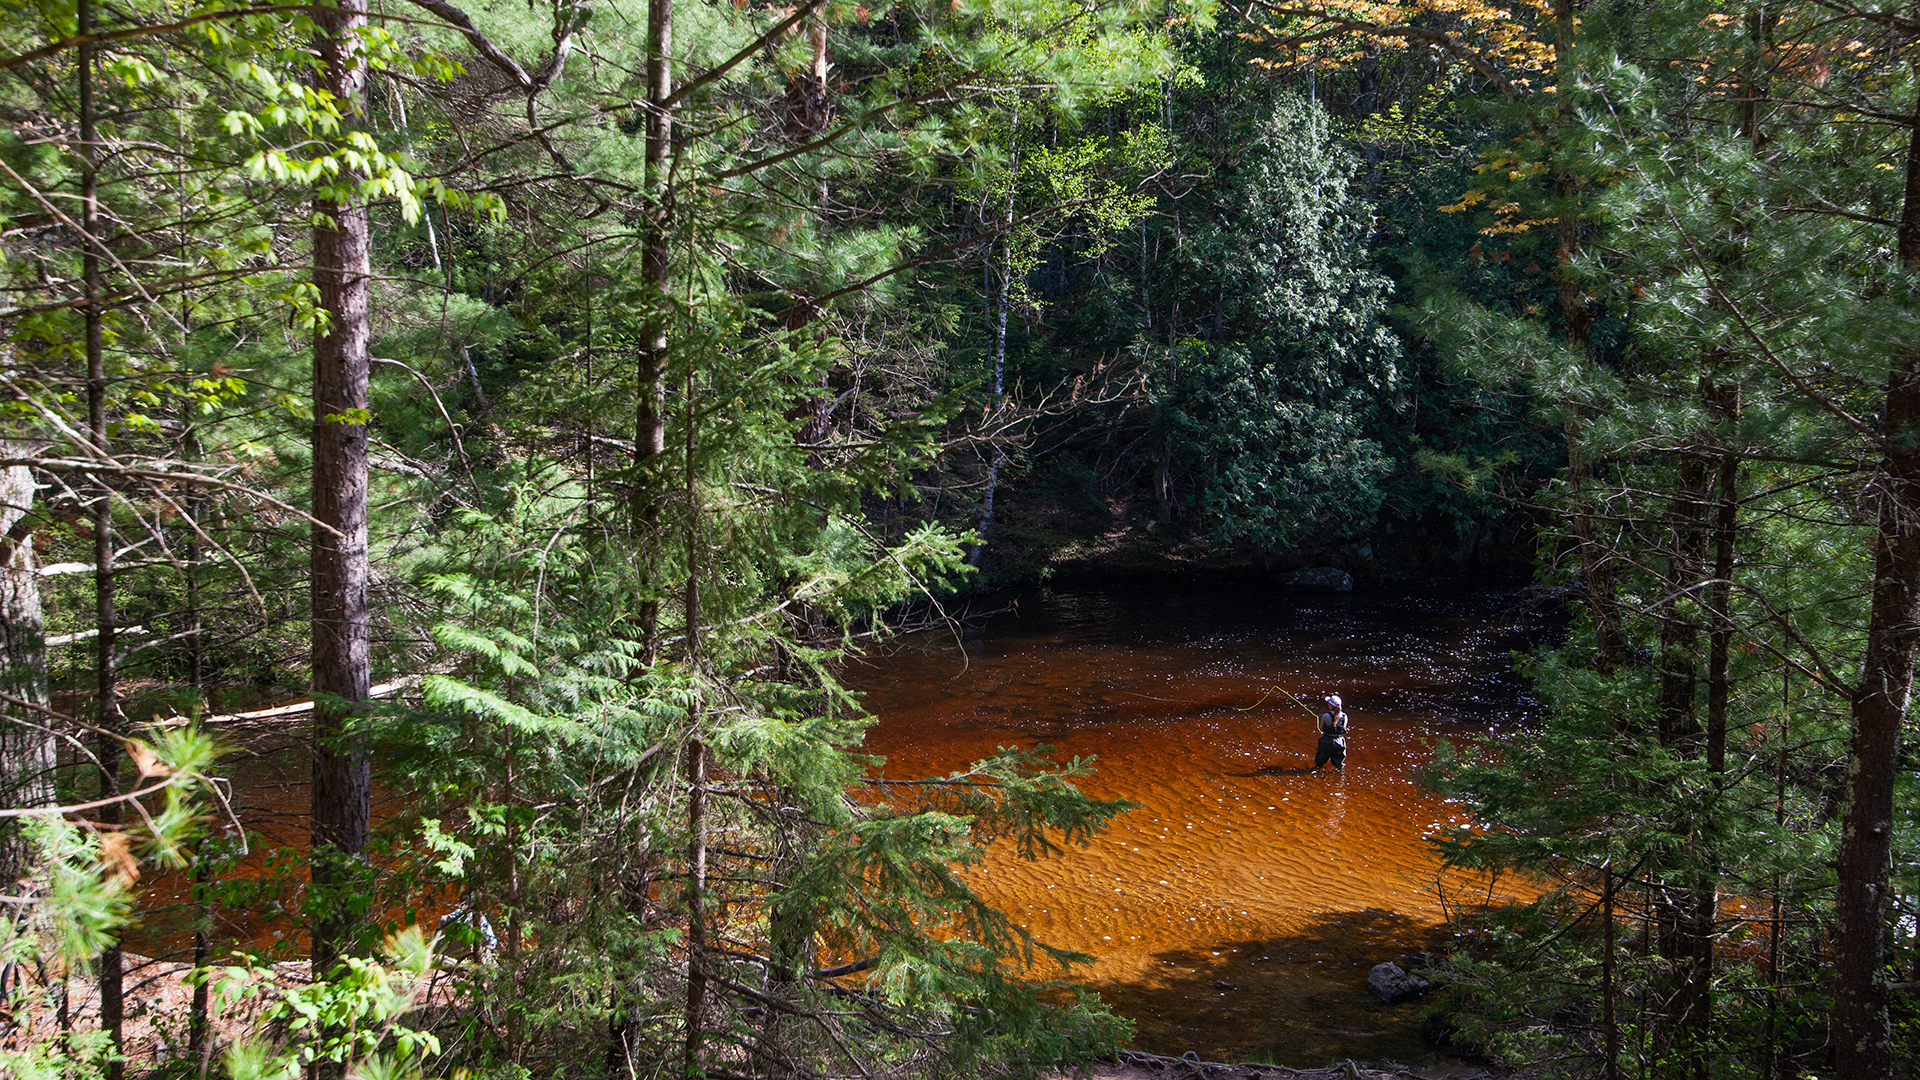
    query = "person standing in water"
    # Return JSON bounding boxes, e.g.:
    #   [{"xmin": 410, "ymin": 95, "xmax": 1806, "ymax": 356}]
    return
[{"xmin": 1313, "ymin": 694, "xmax": 1349, "ymax": 771}]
